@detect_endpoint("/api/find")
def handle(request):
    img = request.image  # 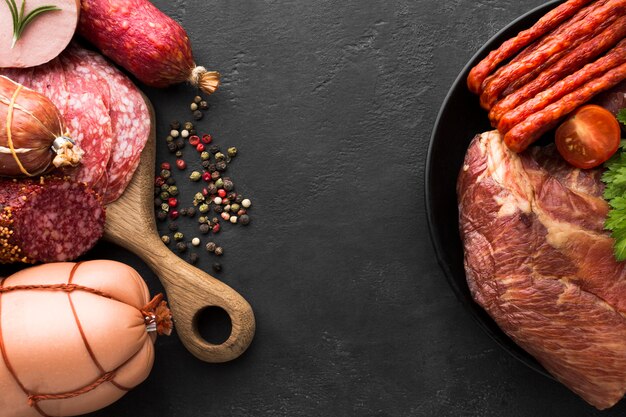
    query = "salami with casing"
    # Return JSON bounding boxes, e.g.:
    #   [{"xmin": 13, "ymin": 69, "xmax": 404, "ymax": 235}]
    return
[
  {"xmin": 0, "ymin": 176, "xmax": 105, "ymax": 264},
  {"xmin": 78, "ymin": 0, "xmax": 220, "ymax": 95},
  {"xmin": 0, "ymin": 76, "xmax": 82, "ymax": 177},
  {"xmin": 0, "ymin": 260, "xmax": 172, "ymax": 417}
]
